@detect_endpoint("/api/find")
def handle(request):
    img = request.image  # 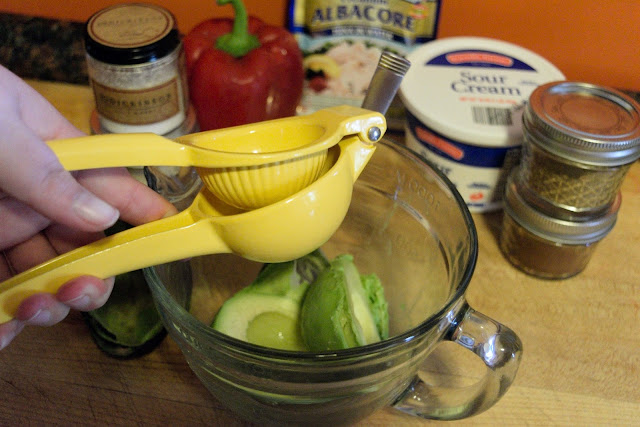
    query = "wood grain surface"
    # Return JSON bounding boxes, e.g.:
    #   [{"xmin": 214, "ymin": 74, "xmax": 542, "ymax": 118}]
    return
[{"xmin": 0, "ymin": 80, "xmax": 638, "ymax": 426}]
